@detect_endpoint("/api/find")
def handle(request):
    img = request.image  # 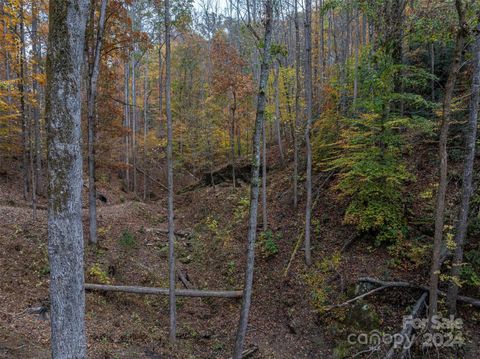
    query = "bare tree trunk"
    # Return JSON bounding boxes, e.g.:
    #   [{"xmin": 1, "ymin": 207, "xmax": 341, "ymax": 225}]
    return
[
  {"xmin": 124, "ymin": 61, "xmax": 130, "ymax": 191},
  {"xmin": 19, "ymin": 1, "xmax": 29, "ymax": 201},
  {"xmin": 319, "ymin": 0, "xmax": 325, "ymax": 82},
  {"xmin": 262, "ymin": 119, "xmax": 267, "ymax": 231},
  {"xmin": 430, "ymin": 42, "xmax": 435, "ymax": 101},
  {"xmin": 165, "ymin": 0, "xmax": 176, "ymax": 343},
  {"xmin": 233, "ymin": 0, "xmax": 273, "ymax": 355},
  {"xmin": 230, "ymin": 91, "xmax": 237, "ymax": 187},
  {"xmin": 304, "ymin": 0, "xmax": 313, "ymax": 266},
  {"xmin": 293, "ymin": 0, "xmax": 300, "ymax": 209},
  {"xmin": 274, "ymin": 60, "xmax": 284, "ymax": 165},
  {"xmin": 143, "ymin": 63, "xmax": 148, "ymax": 201},
  {"xmin": 353, "ymin": 4, "xmax": 359, "ymax": 107},
  {"xmin": 32, "ymin": 1, "xmax": 42, "ymax": 196},
  {"xmin": 447, "ymin": 18, "xmax": 480, "ymax": 315},
  {"xmin": 157, "ymin": 7, "xmax": 164, "ymax": 138},
  {"xmin": 132, "ymin": 53, "xmax": 137, "ymax": 194},
  {"xmin": 46, "ymin": 0, "xmax": 89, "ymax": 356},
  {"xmin": 87, "ymin": 0, "xmax": 108, "ymax": 246},
  {"xmin": 429, "ymin": 0, "xmax": 466, "ymax": 321}
]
